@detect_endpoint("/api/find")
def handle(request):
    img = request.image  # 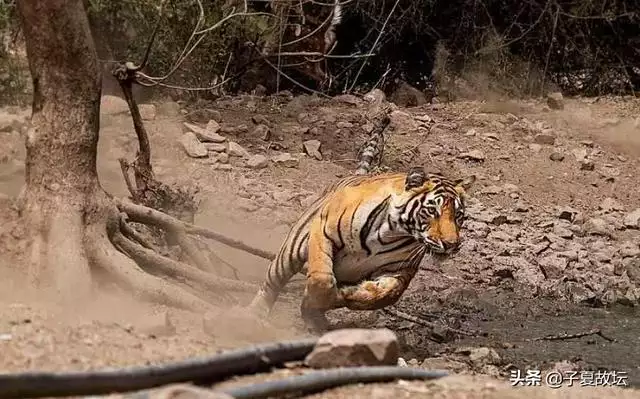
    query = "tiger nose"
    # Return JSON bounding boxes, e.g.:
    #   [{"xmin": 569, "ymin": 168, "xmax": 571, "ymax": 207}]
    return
[{"xmin": 442, "ymin": 239, "xmax": 460, "ymax": 253}]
